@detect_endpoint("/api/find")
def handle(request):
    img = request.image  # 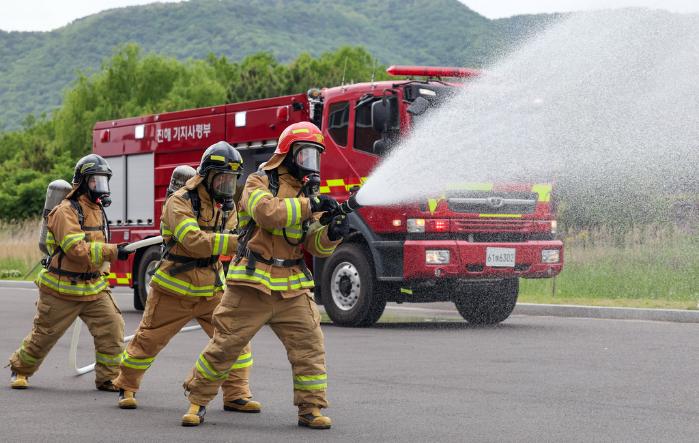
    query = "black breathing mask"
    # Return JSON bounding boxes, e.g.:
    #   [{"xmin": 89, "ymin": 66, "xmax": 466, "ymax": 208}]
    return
[
  {"xmin": 300, "ymin": 173, "xmax": 321, "ymax": 197},
  {"xmin": 284, "ymin": 142, "xmax": 322, "ymax": 196},
  {"xmin": 85, "ymin": 174, "xmax": 111, "ymax": 207},
  {"xmin": 209, "ymin": 172, "xmax": 238, "ymax": 204}
]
